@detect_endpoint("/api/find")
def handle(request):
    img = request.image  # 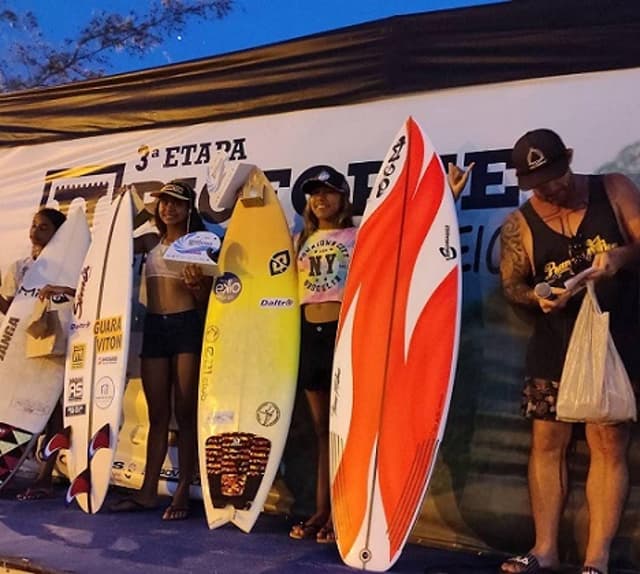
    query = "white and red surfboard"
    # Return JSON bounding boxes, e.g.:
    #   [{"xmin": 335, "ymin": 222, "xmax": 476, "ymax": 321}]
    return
[
  {"xmin": 56, "ymin": 190, "xmax": 134, "ymax": 513},
  {"xmin": 329, "ymin": 117, "xmax": 461, "ymax": 571}
]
